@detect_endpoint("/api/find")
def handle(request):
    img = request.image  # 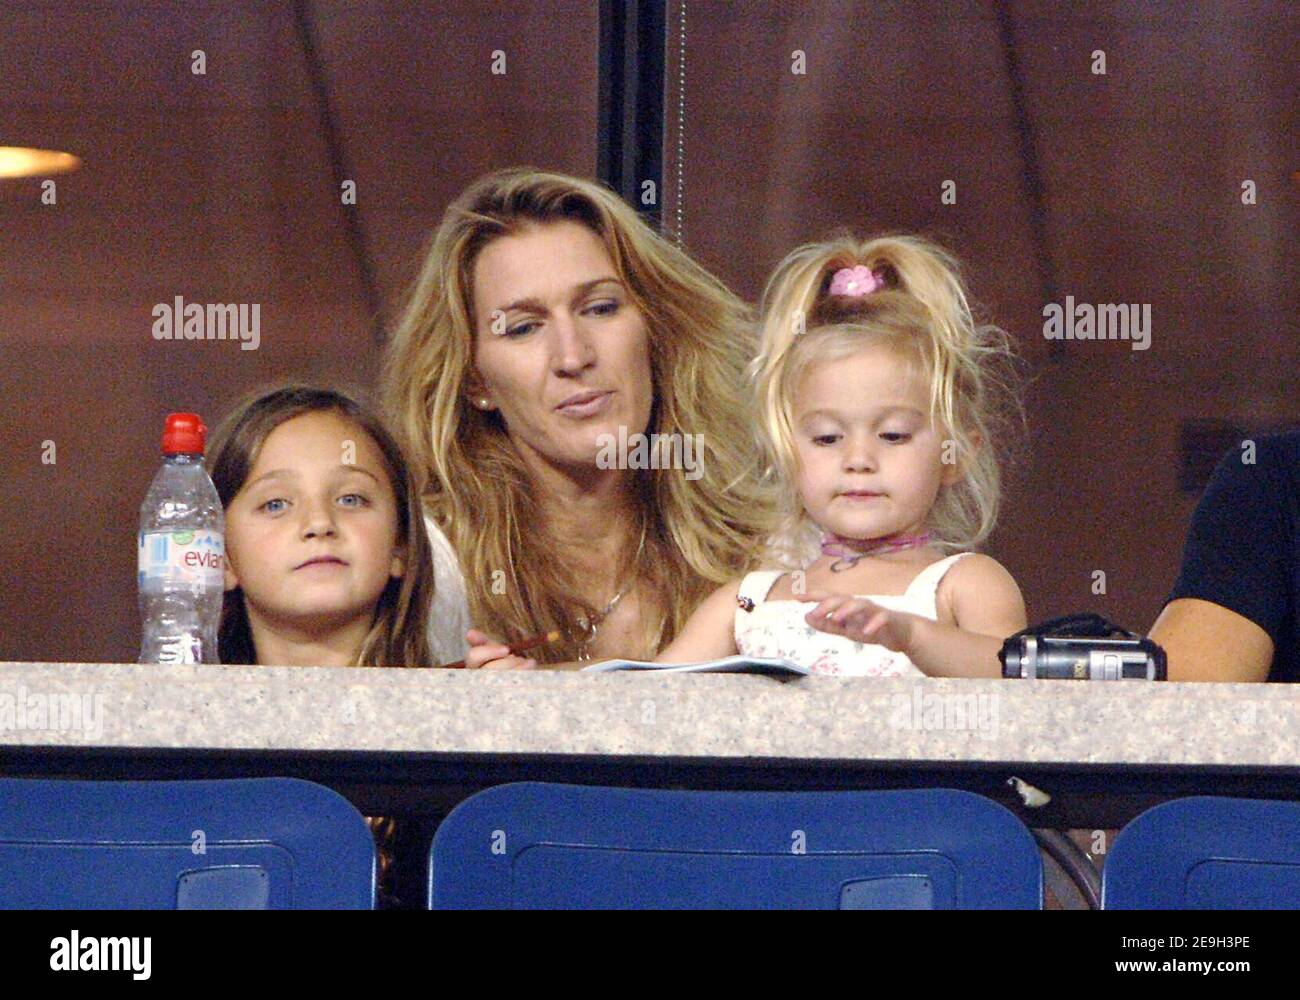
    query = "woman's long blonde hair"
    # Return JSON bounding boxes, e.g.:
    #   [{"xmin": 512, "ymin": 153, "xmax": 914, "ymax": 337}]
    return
[
  {"xmin": 383, "ymin": 167, "xmax": 768, "ymax": 660},
  {"xmin": 751, "ymin": 233, "xmax": 1024, "ymax": 564}
]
